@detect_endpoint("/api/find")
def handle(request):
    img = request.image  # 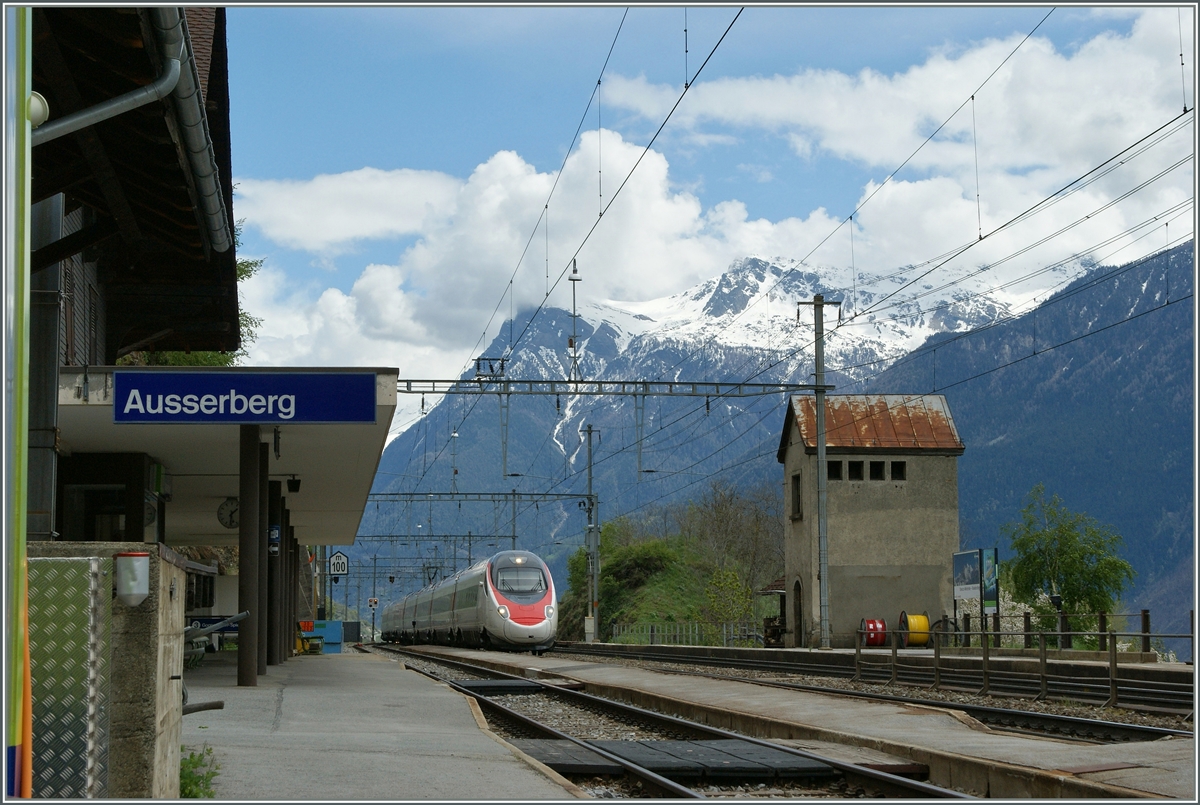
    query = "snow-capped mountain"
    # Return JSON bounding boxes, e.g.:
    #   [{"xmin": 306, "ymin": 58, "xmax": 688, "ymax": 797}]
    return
[
  {"xmin": 506, "ymin": 254, "xmax": 1028, "ymax": 393},
  {"xmin": 361, "ymin": 242, "xmax": 1192, "ymax": 656}
]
